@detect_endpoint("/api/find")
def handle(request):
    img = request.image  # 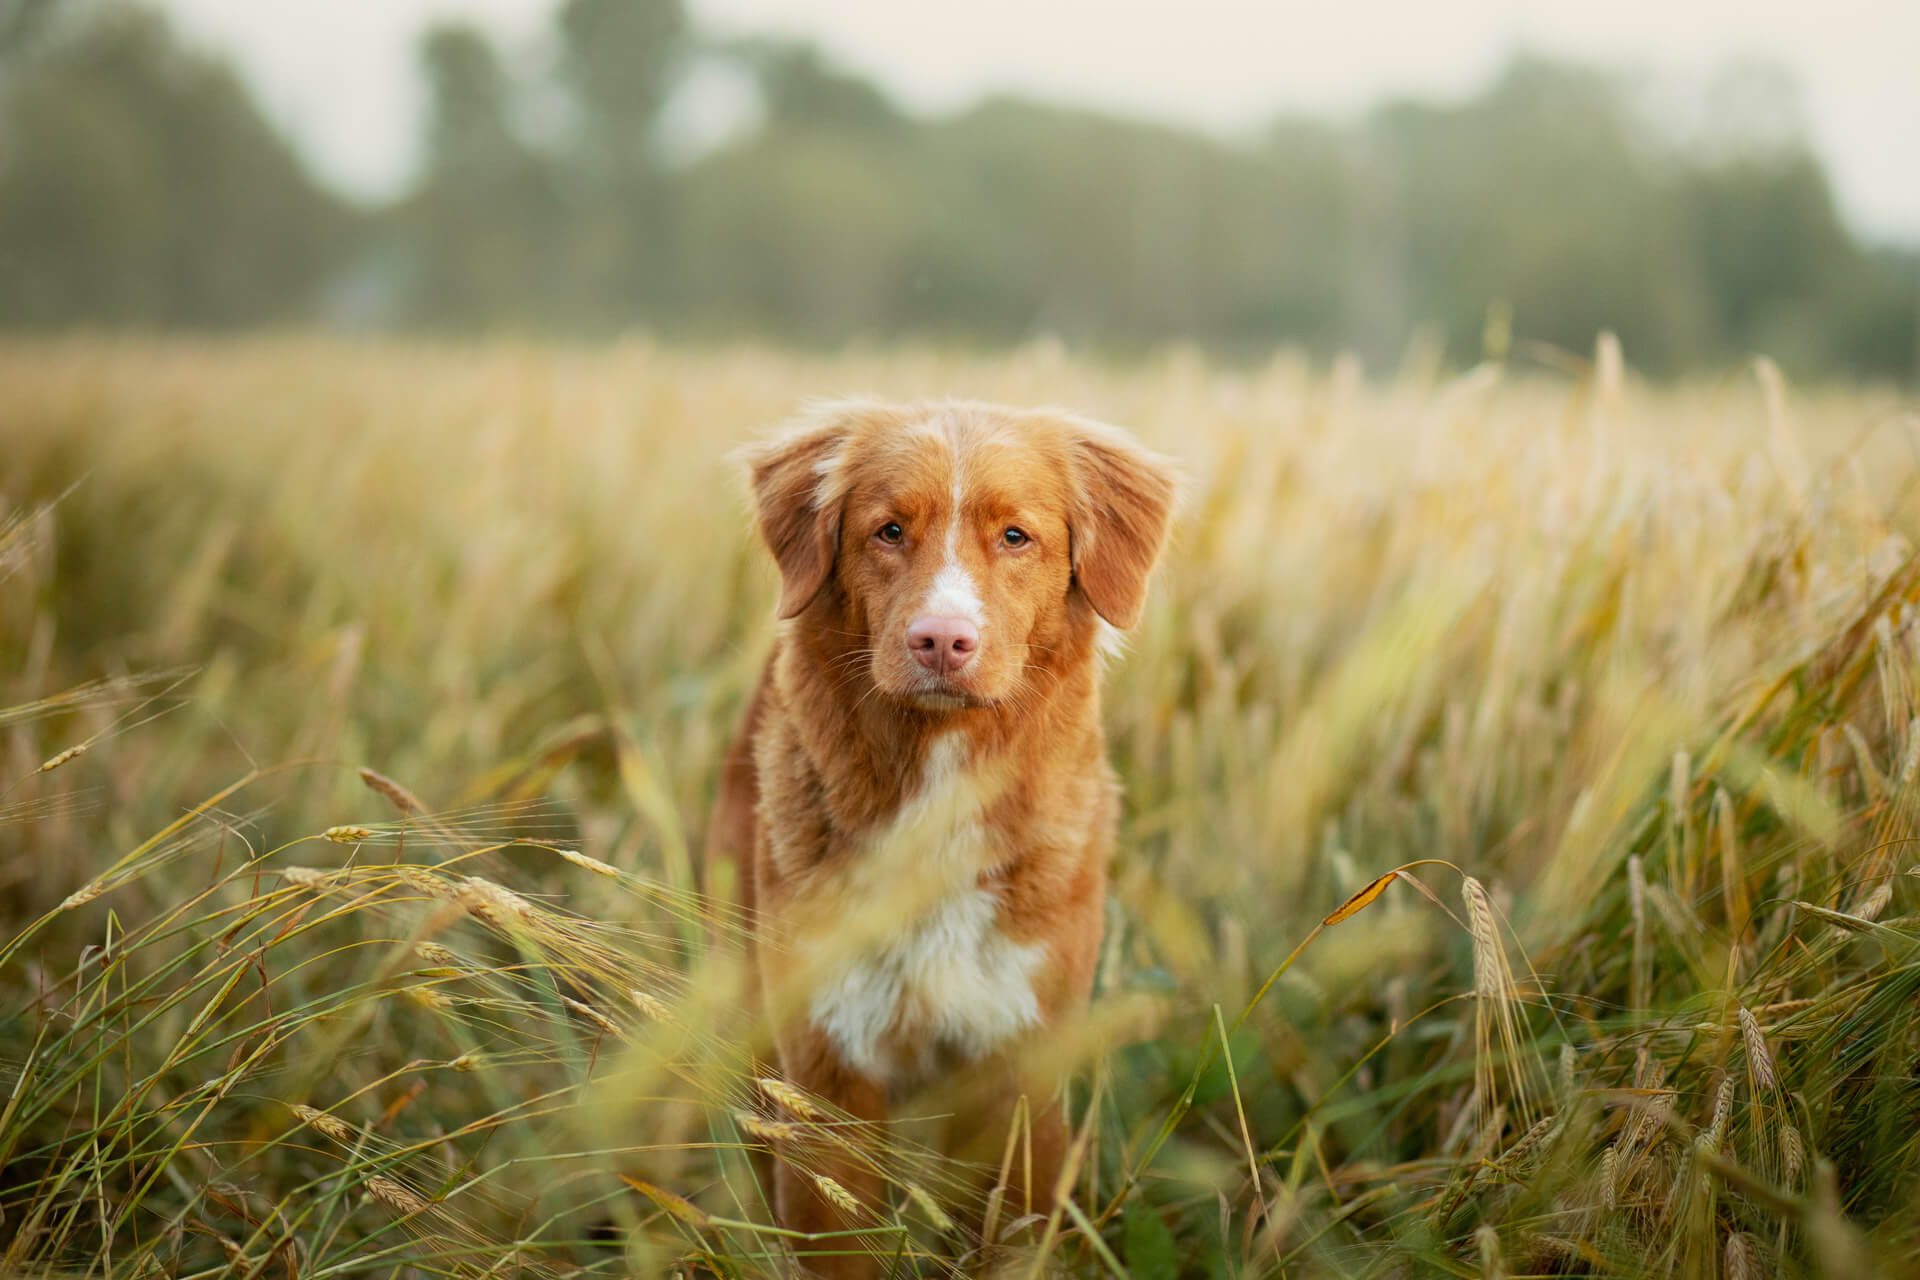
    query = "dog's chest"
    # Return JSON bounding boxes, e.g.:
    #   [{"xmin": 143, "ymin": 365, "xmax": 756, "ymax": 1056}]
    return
[{"xmin": 808, "ymin": 739, "xmax": 1045, "ymax": 1088}]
